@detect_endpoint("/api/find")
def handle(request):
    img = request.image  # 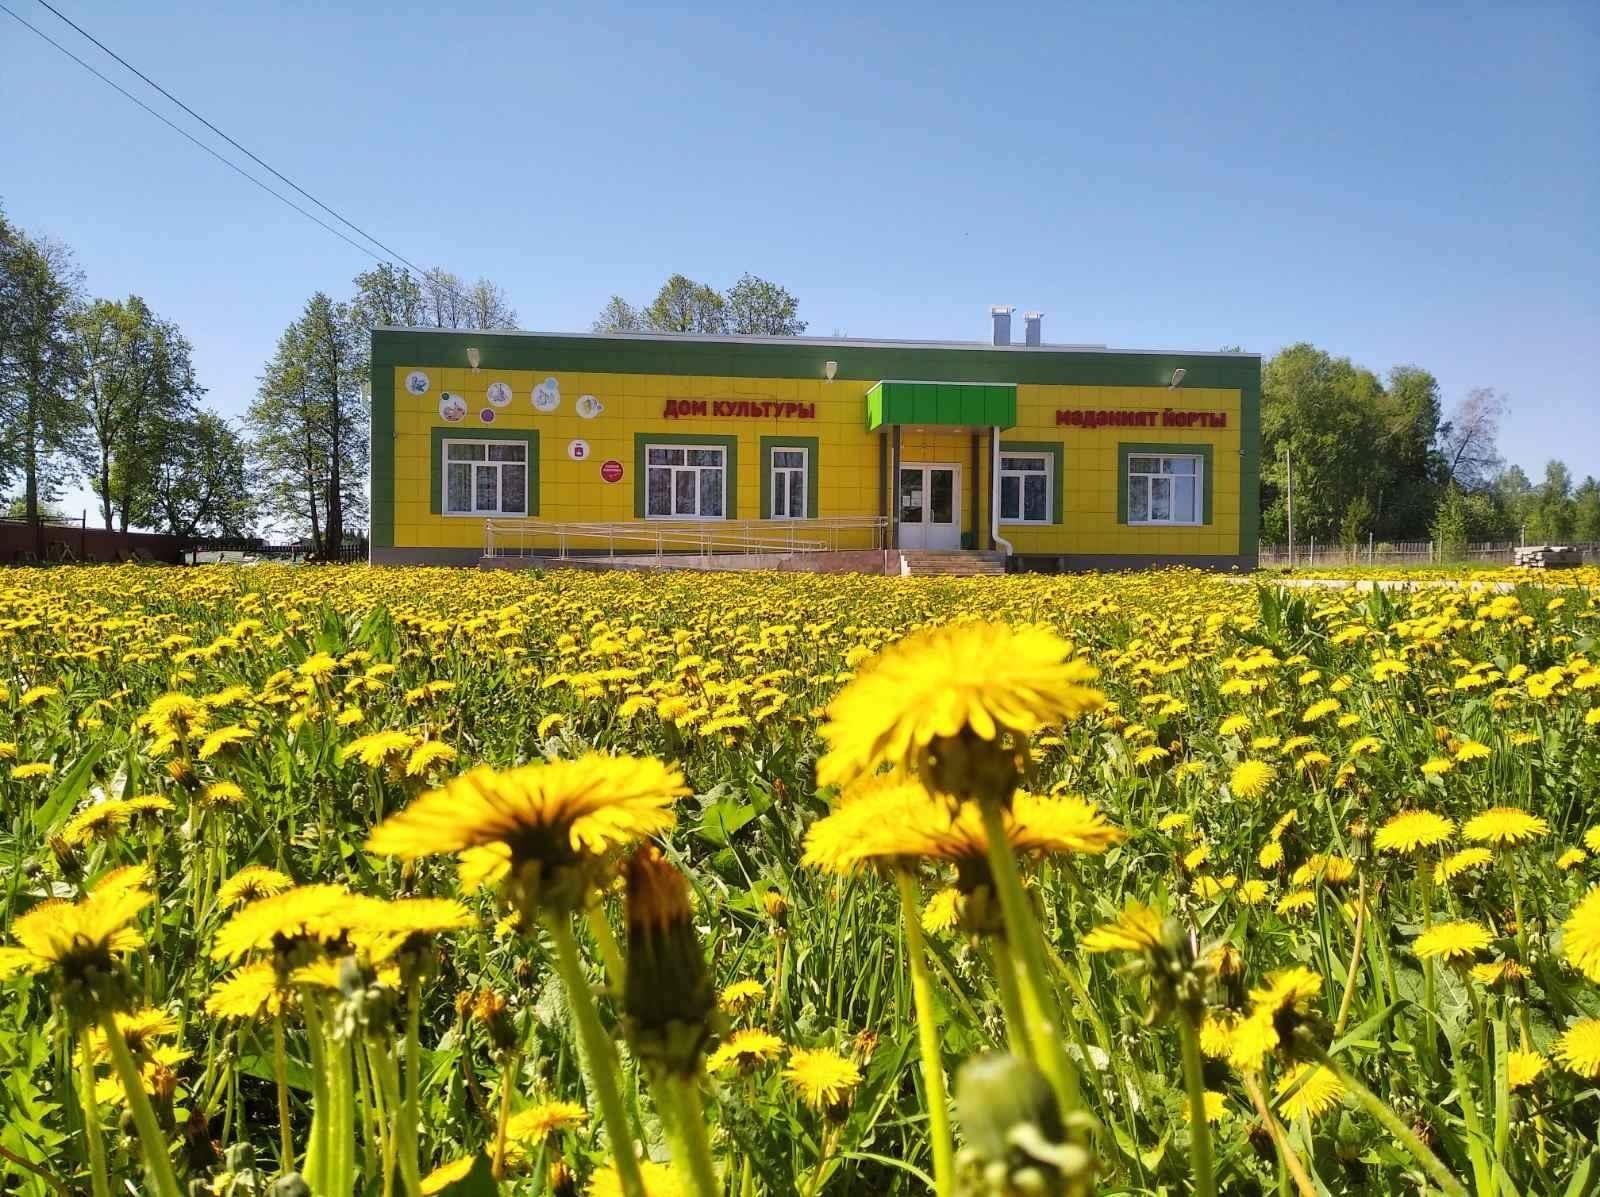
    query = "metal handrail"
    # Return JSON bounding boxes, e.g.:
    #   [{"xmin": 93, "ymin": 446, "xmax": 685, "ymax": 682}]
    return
[{"xmin": 483, "ymin": 516, "xmax": 888, "ymax": 562}]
